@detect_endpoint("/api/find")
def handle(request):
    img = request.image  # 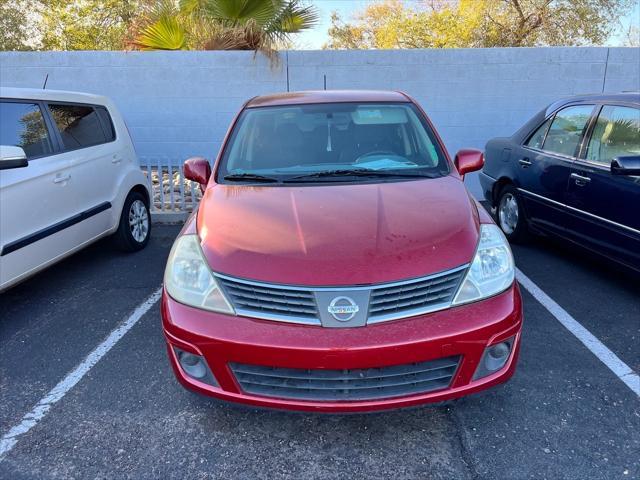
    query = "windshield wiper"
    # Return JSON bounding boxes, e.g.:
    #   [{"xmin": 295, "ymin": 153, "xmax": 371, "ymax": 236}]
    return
[
  {"xmin": 283, "ymin": 169, "xmax": 437, "ymax": 182},
  {"xmin": 223, "ymin": 173, "xmax": 280, "ymax": 183}
]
